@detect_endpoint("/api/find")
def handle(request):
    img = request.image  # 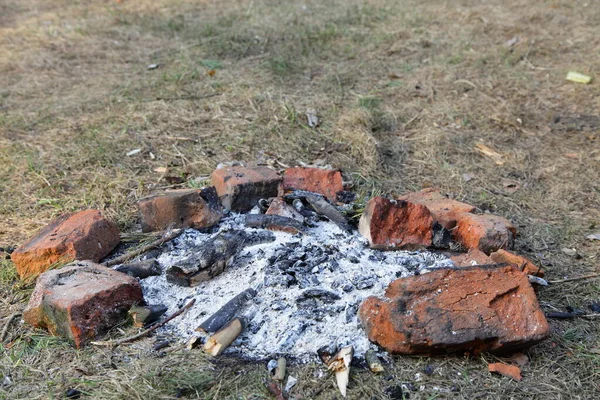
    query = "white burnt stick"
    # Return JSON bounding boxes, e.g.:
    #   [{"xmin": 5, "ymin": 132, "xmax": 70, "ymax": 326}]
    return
[{"xmin": 165, "ymin": 230, "xmax": 275, "ymax": 287}]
